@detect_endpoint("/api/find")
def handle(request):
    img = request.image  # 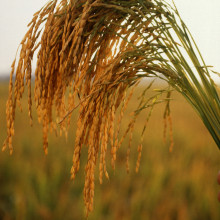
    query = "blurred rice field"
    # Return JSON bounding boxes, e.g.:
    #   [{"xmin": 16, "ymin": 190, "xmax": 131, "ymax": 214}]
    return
[{"xmin": 0, "ymin": 81, "xmax": 220, "ymax": 220}]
